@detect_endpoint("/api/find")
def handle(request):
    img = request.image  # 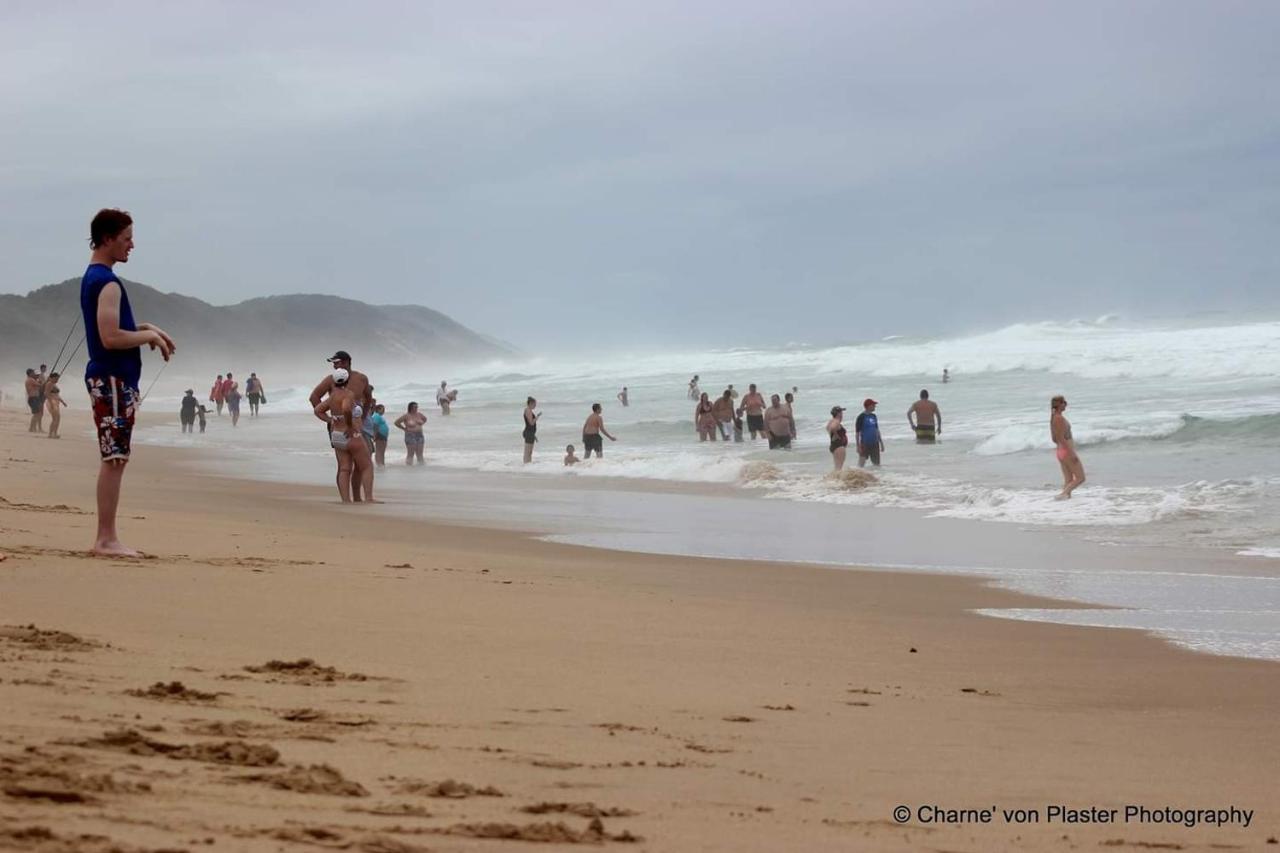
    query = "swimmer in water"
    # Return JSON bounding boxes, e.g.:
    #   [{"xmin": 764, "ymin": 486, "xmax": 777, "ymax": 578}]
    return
[{"xmin": 1050, "ymin": 395, "xmax": 1085, "ymax": 500}]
